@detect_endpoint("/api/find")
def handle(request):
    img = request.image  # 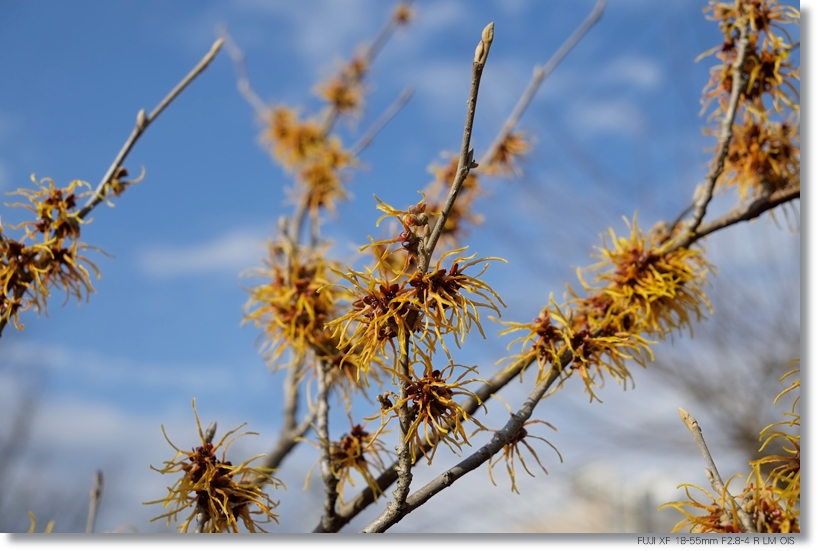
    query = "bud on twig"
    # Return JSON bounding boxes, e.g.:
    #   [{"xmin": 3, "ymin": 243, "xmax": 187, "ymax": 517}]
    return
[
  {"xmin": 136, "ymin": 109, "xmax": 147, "ymax": 130},
  {"xmin": 474, "ymin": 22, "xmax": 494, "ymax": 65}
]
